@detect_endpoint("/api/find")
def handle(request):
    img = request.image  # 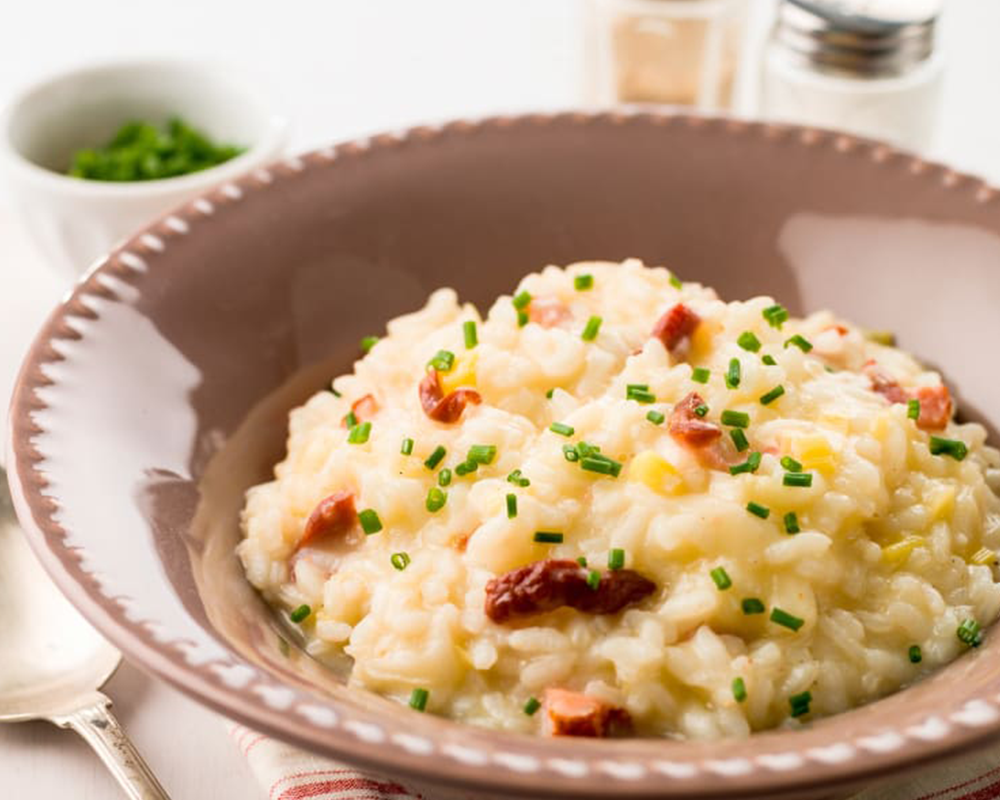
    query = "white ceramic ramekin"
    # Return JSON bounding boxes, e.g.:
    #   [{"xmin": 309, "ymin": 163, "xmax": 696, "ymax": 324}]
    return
[{"xmin": 0, "ymin": 59, "xmax": 288, "ymax": 277}]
